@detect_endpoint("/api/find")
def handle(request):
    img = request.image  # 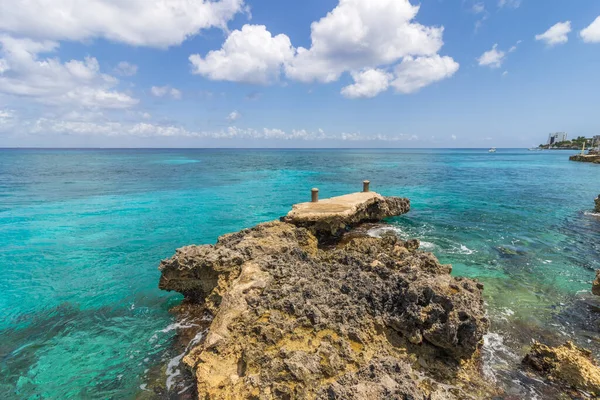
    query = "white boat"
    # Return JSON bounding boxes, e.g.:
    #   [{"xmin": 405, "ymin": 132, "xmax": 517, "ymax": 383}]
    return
[{"xmin": 488, "ymin": 147, "xmax": 497, "ymax": 153}]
